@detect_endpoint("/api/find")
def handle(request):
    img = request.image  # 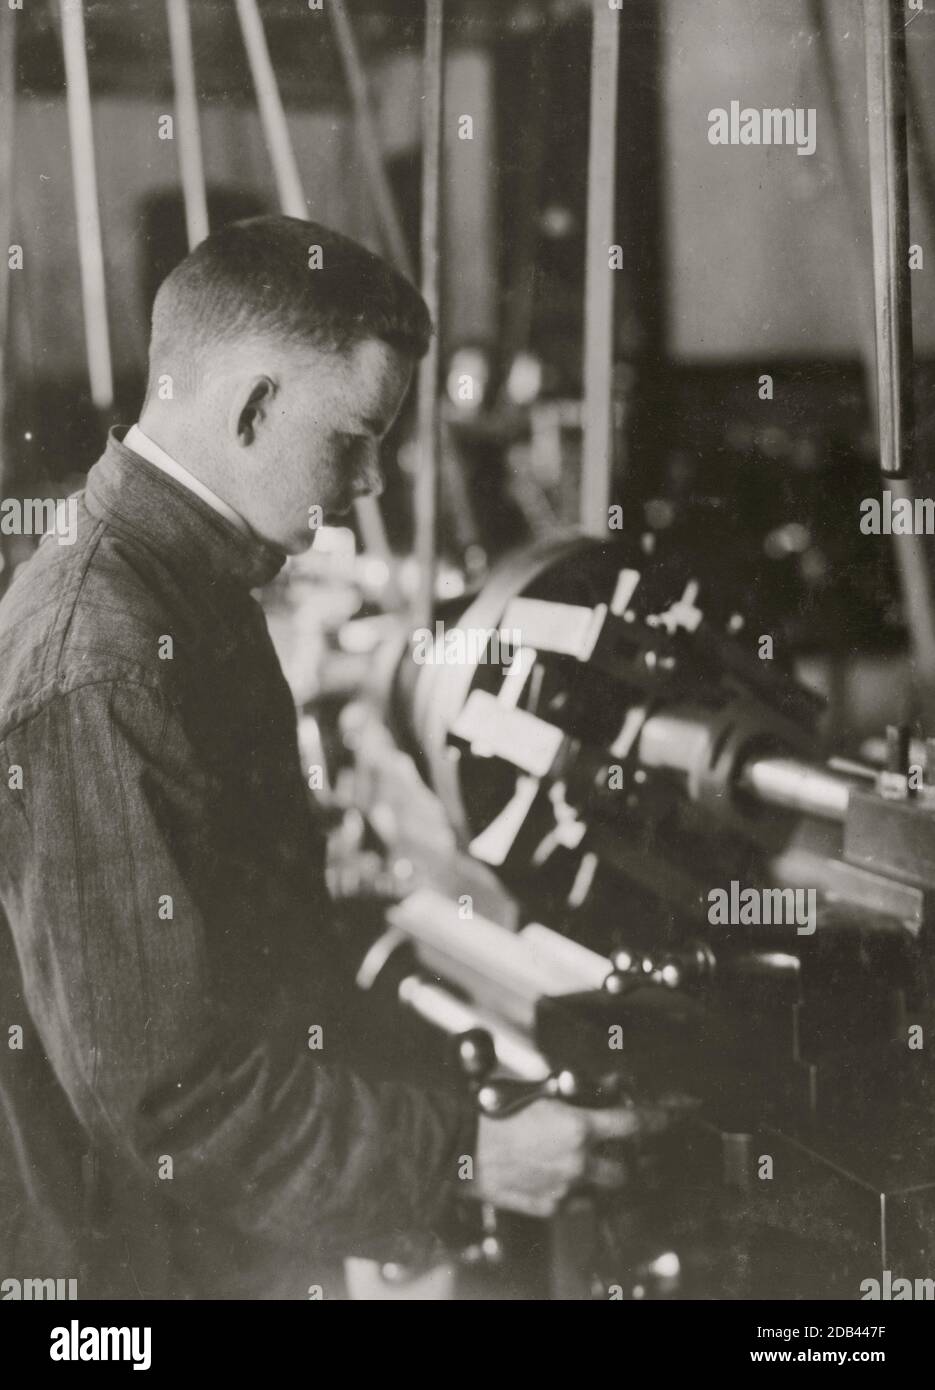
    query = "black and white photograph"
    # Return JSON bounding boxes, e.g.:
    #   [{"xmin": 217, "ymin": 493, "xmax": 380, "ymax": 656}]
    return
[{"xmin": 1, "ymin": 0, "xmax": 935, "ymax": 1351}]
